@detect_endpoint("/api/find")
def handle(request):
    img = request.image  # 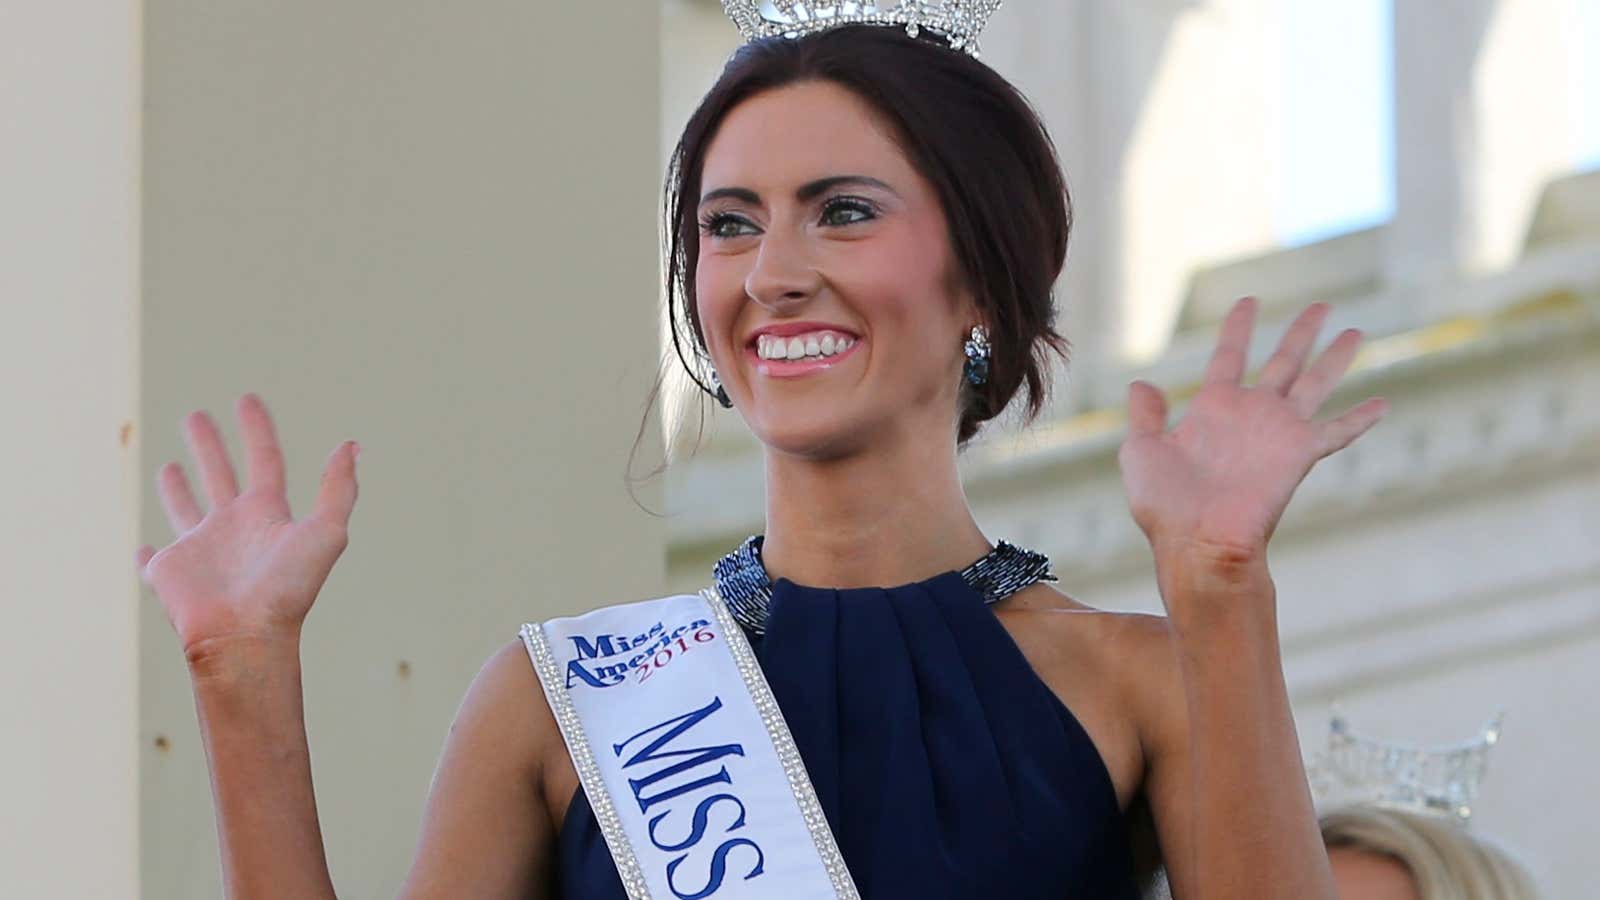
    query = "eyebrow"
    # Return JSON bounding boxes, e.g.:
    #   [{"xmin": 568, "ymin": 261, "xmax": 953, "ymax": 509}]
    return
[{"xmin": 698, "ymin": 175, "xmax": 897, "ymax": 207}]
